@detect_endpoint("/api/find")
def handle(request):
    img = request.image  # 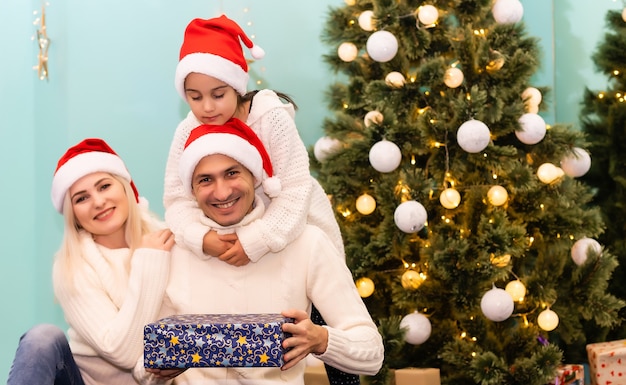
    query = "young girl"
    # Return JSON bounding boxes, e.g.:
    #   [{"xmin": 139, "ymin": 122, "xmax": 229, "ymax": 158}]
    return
[
  {"xmin": 7, "ymin": 138, "xmax": 175, "ymax": 385},
  {"xmin": 164, "ymin": 15, "xmax": 358, "ymax": 385}
]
